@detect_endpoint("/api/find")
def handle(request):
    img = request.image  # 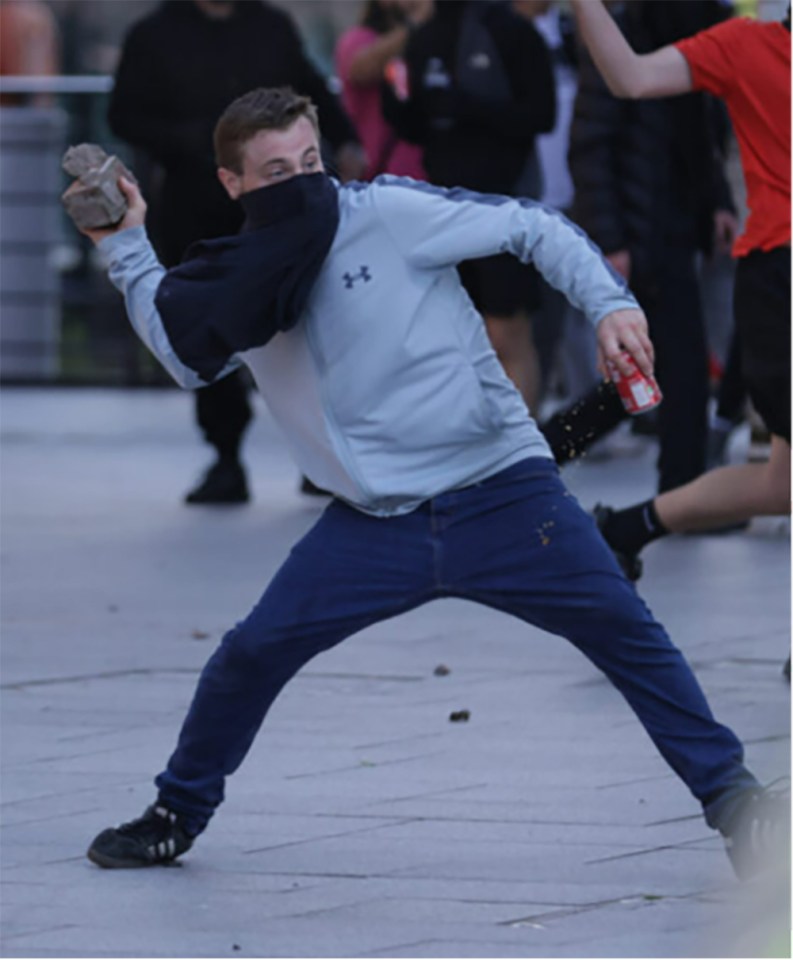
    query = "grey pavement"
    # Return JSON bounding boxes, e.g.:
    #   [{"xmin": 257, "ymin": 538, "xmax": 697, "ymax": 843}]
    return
[{"xmin": 1, "ymin": 387, "xmax": 790, "ymax": 959}]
